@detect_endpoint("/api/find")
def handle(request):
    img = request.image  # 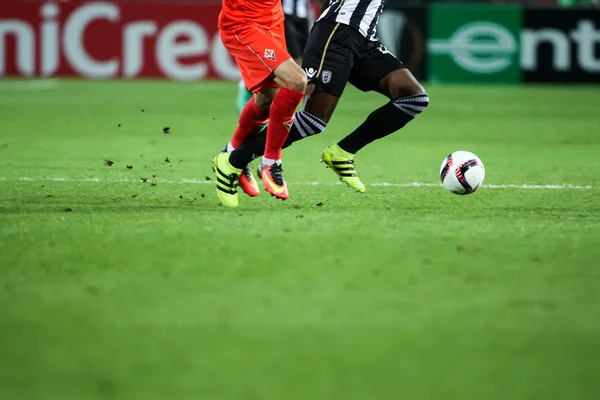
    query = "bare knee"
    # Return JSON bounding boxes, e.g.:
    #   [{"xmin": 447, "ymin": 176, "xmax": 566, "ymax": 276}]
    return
[
  {"xmin": 284, "ymin": 69, "xmax": 307, "ymax": 93},
  {"xmin": 274, "ymin": 59, "xmax": 308, "ymax": 93}
]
